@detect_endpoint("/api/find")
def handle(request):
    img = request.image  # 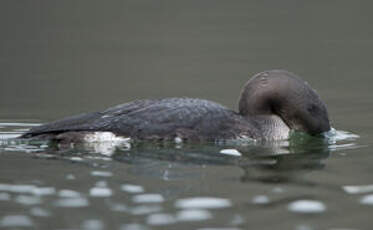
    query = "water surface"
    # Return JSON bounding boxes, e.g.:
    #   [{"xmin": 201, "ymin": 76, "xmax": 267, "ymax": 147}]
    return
[{"xmin": 1, "ymin": 1, "xmax": 373, "ymax": 230}]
